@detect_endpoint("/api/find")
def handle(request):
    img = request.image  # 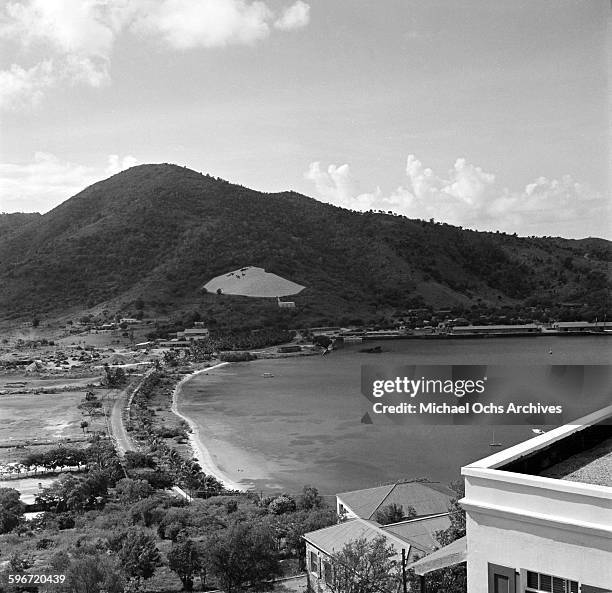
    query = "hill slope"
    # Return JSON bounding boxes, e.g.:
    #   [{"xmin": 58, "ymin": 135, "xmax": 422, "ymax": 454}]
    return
[{"xmin": 0, "ymin": 163, "xmax": 609, "ymax": 325}]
